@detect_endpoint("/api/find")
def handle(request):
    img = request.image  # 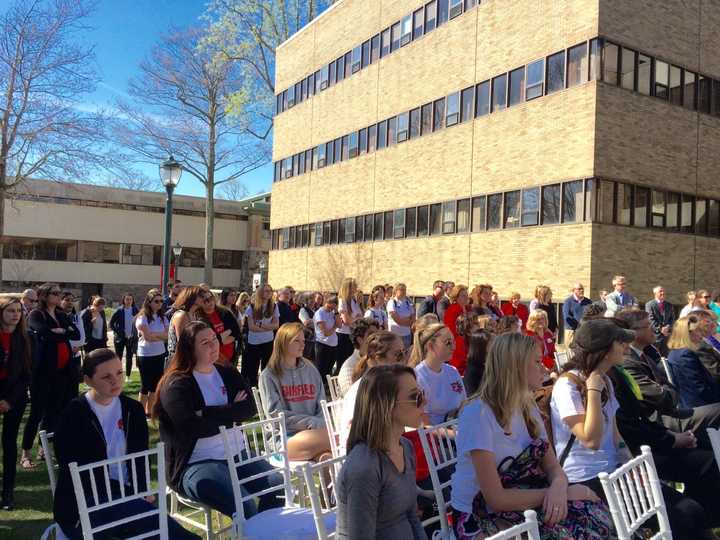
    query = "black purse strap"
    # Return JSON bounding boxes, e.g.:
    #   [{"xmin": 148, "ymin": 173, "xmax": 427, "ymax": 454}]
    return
[{"xmin": 559, "ymin": 434, "xmax": 576, "ymax": 466}]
